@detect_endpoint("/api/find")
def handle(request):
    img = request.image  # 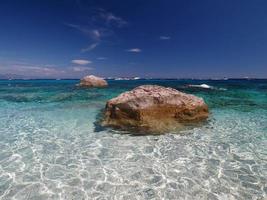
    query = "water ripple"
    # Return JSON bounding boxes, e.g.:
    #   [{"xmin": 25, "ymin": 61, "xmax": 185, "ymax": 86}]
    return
[{"xmin": 0, "ymin": 80, "xmax": 266, "ymax": 199}]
